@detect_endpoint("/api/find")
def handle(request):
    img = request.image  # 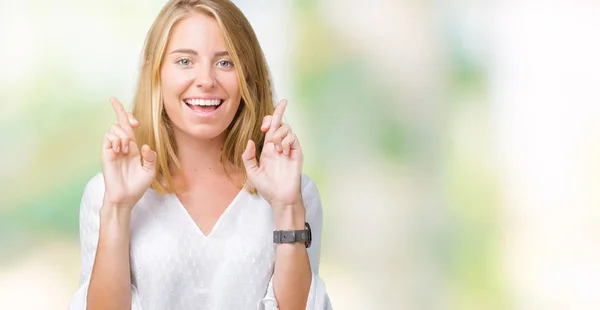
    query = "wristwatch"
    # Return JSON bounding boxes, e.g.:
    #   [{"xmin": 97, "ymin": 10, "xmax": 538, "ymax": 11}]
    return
[{"xmin": 273, "ymin": 222, "xmax": 312, "ymax": 248}]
